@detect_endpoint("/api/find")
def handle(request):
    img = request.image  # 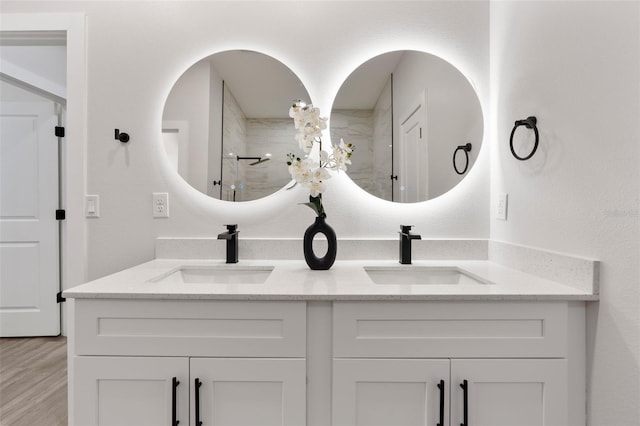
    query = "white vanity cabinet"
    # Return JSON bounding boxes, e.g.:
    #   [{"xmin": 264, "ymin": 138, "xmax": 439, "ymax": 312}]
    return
[
  {"xmin": 69, "ymin": 298, "xmax": 586, "ymax": 426},
  {"xmin": 69, "ymin": 299, "xmax": 307, "ymax": 426},
  {"xmin": 331, "ymin": 301, "xmax": 582, "ymax": 426}
]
